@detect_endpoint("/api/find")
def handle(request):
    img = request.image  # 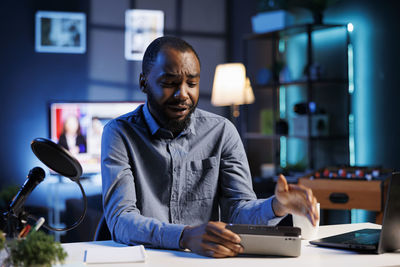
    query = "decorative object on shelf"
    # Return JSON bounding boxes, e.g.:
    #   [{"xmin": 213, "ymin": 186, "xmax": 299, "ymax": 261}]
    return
[
  {"xmin": 303, "ymin": 62, "xmax": 325, "ymax": 80},
  {"xmin": 253, "ymin": 0, "xmax": 293, "ymax": 33},
  {"xmin": 292, "ymin": 102, "xmax": 328, "ymax": 137},
  {"xmin": 6, "ymin": 231, "xmax": 67, "ymax": 267},
  {"xmin": 279, "ymin": 65, "xmax": 292, "ymax": 82},
  {"xmin": 261, "ymin": 163, "xmax": 276, "ymax": 178},
  {"xmin": 293, "ymin": 102, "xmax": 325, "ymax": 115},
  {"xmin": 260, "ymin": 109, "xmax": 274, "ymax": 135},
  {"xmin": 291, "ymin": 114, "xmax": 329, "ymax": 137},
  {"xmin": 252, "ymin": 10, "xmax": 294, "ymax": 33},
  {"xmin": 35, "ymin": 11, "xmax": 86, "ymax": 54},
  {"xmin": 211, "ymin": 63, "xmax": 255, "ymax": 118},
  {"xmin": 256, "ymin": 68, "xmax": 273, "ymax": 85}
]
